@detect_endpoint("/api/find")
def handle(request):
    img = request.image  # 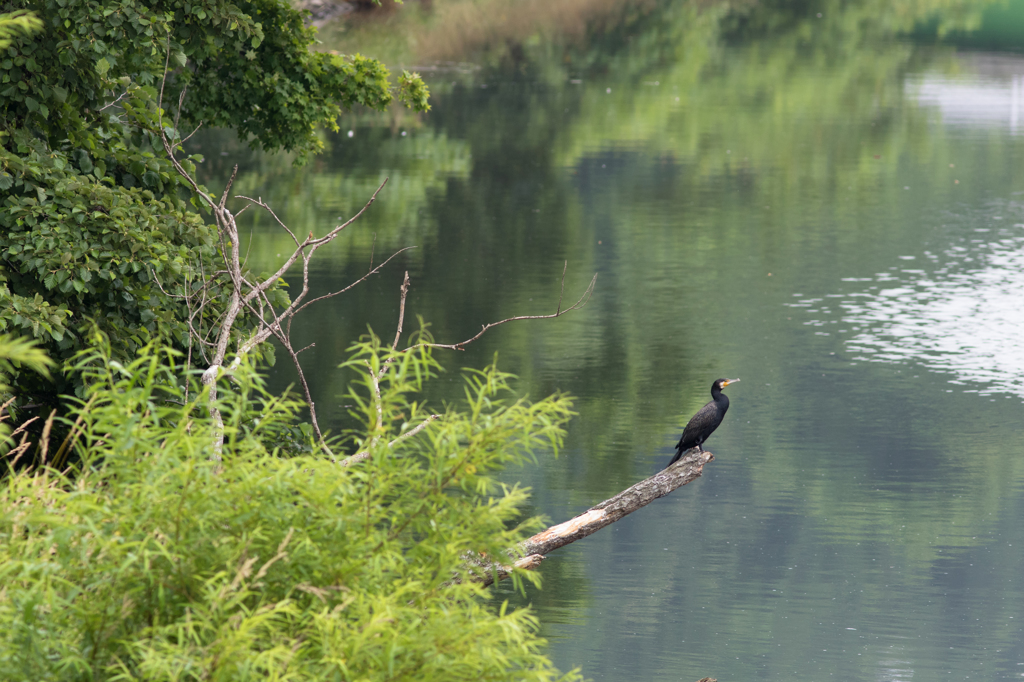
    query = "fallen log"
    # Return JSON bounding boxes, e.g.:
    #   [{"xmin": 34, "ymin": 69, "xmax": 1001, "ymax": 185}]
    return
[{"xmin": 479, "ymin": 447, "xmax": 713, "ymax": 586}]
